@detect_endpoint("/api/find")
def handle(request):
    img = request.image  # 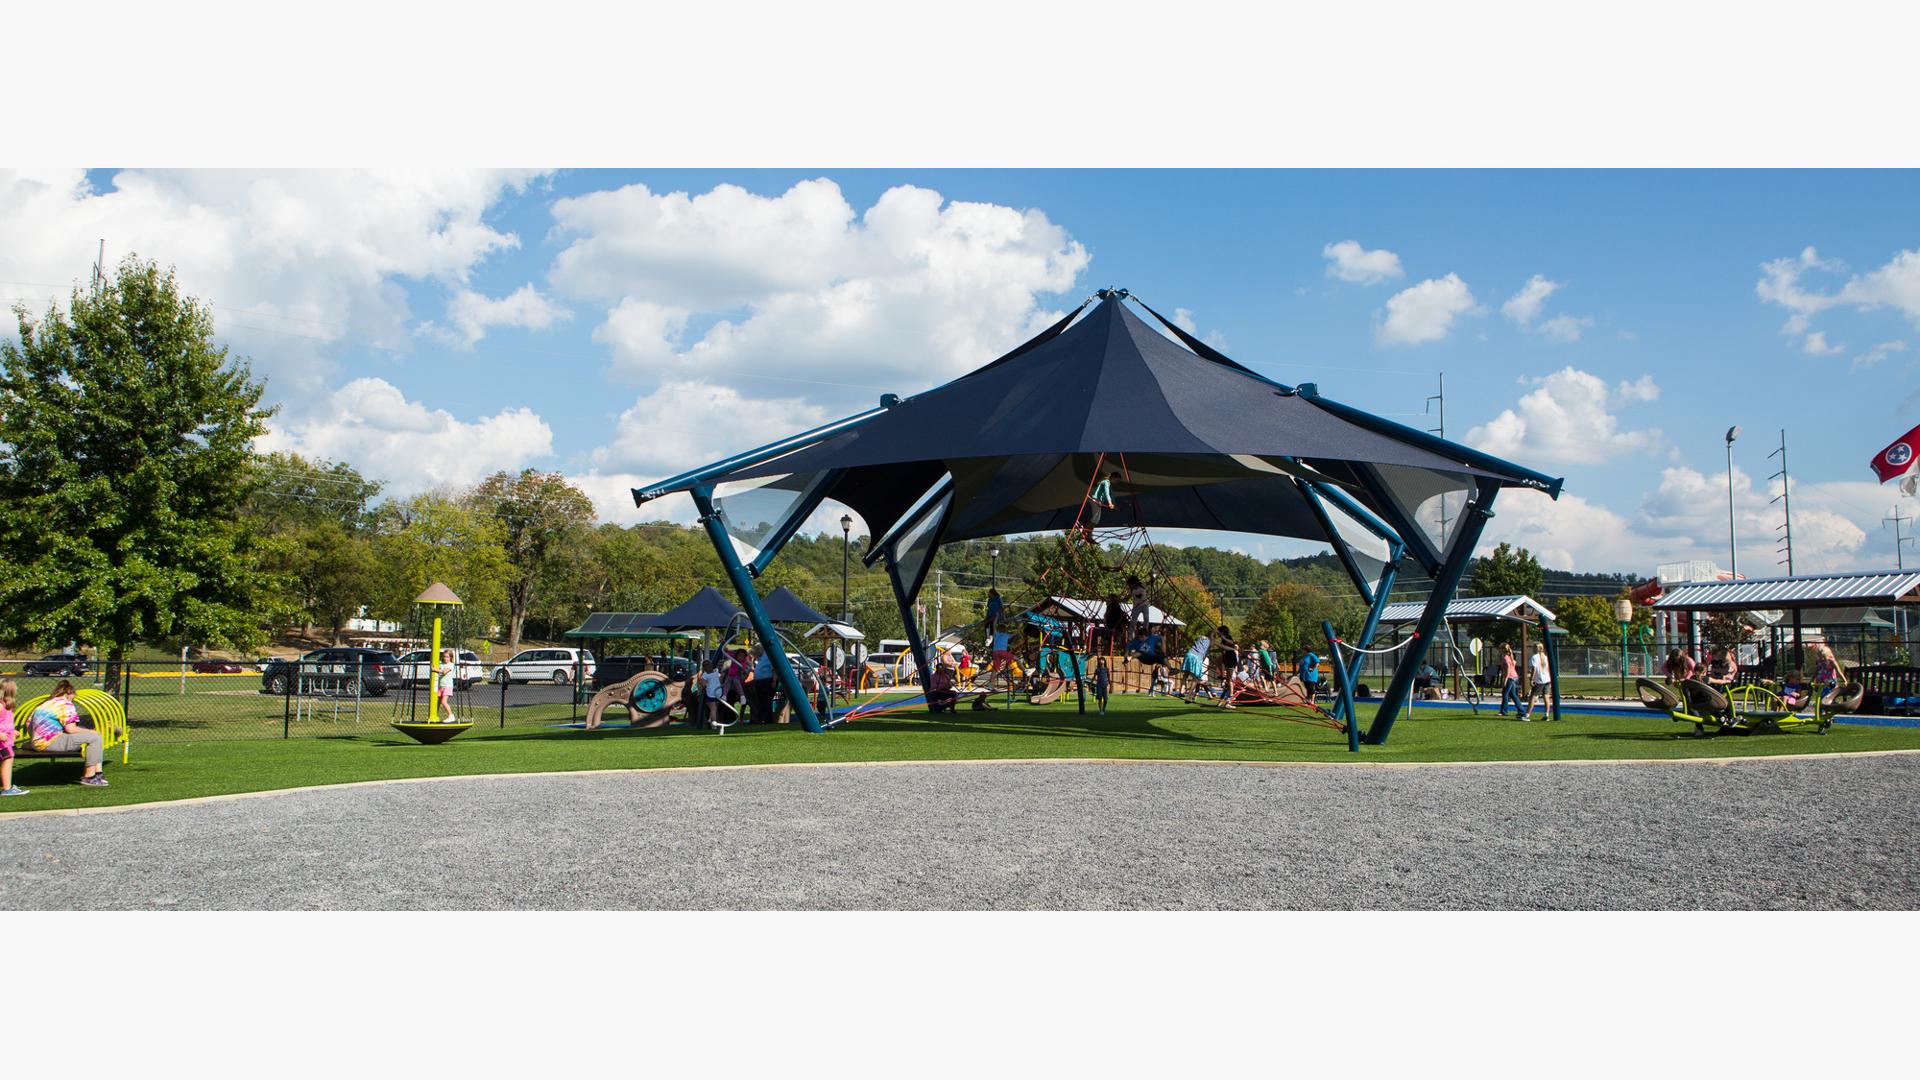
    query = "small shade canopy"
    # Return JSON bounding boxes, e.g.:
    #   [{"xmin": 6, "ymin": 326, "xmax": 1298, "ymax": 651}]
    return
[
  {"xmin": 644, "ymin": 586, "xmax": 745, "ymax": 629},
  {"xmin": 414, "ymin": 582, "xmax": 463, "ymax": 606},
  {"xmin": 805, "ymin": 622, "xmax": 866, "ymax": 641},
  {"xmin": 760, "ymin": 586, "xmax": 835, "ymax": 625},
  {"xmin": 1377, "ymin": 595, "xmax": 1557, "ymax": 625}
]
